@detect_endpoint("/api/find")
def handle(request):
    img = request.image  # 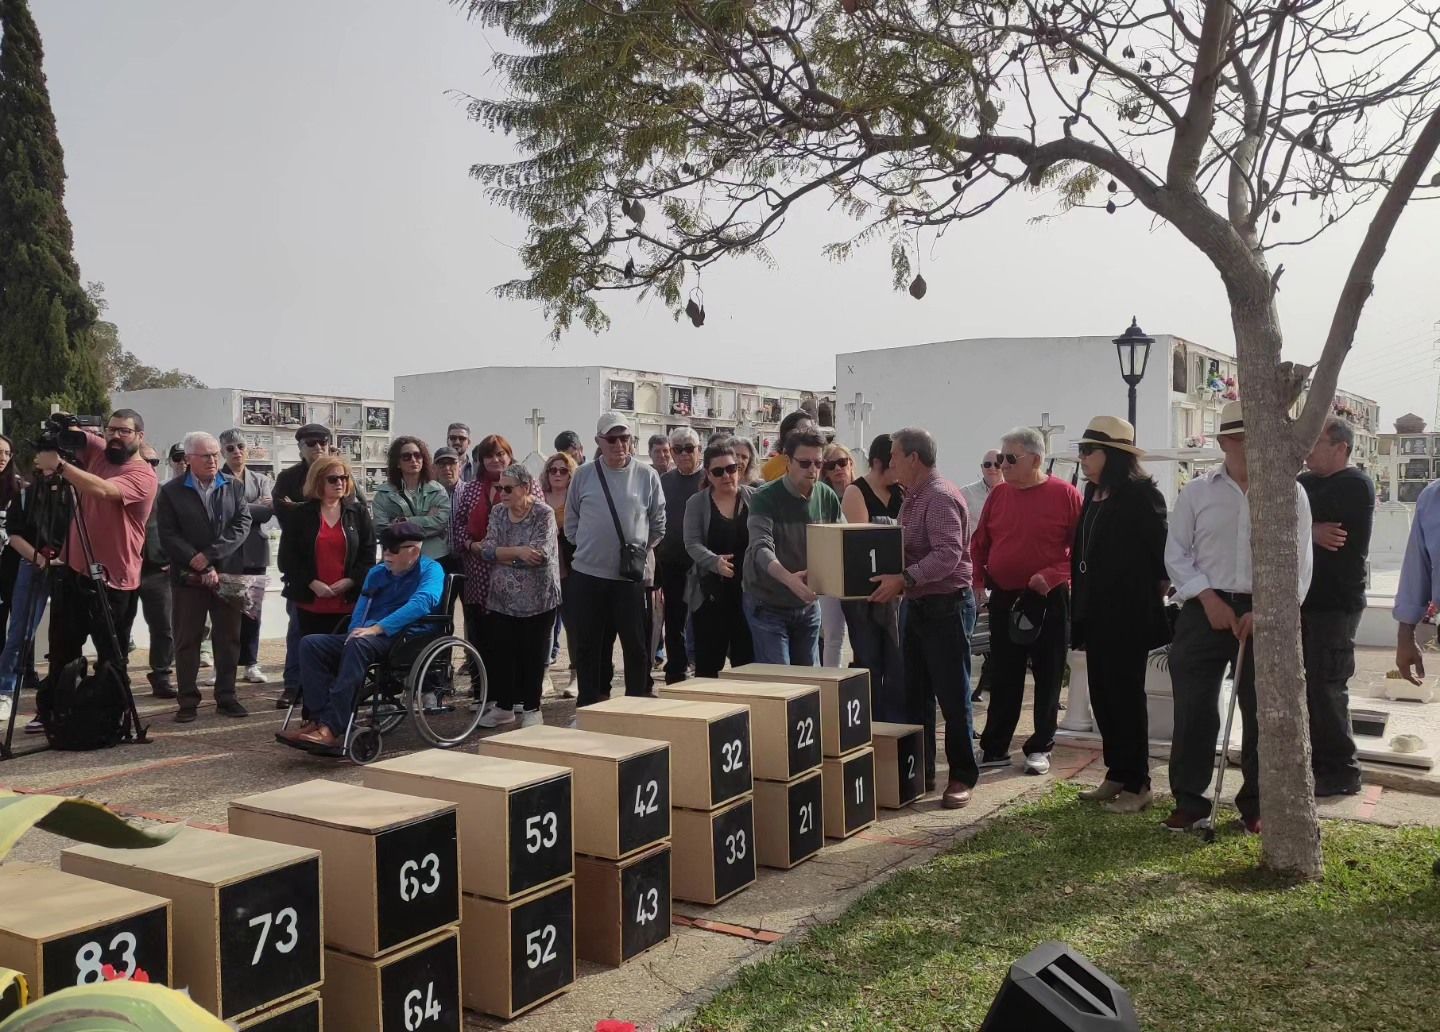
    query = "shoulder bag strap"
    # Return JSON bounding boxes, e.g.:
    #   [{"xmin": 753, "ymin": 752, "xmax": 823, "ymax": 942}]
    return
[{"xmin": 594, "ymin": 464, "xmax": 630, "ymax": 546}]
